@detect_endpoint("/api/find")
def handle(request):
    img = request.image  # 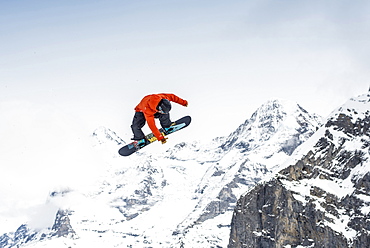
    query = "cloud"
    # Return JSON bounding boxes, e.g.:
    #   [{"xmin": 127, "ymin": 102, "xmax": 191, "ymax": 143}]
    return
[{"xmin": 0, "ymin": 100, "xmax": 105, "ymax": 232}]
